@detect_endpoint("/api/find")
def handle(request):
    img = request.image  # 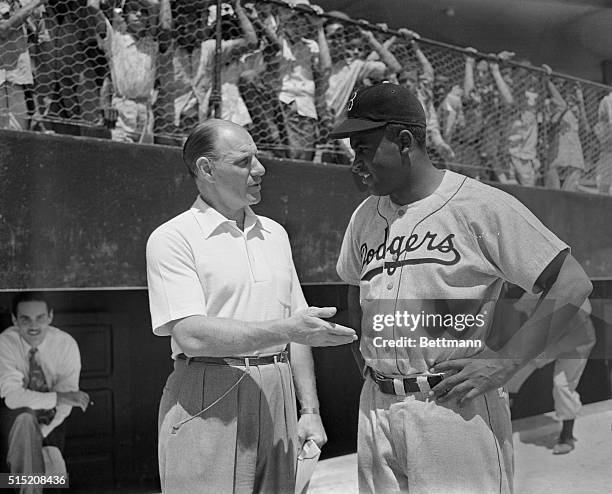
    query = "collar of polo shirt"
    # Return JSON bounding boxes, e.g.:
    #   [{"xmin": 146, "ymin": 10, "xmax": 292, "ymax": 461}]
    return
[{"xmin": 191, "ymin": 196, "xmax": 269, "ymax": 238}]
